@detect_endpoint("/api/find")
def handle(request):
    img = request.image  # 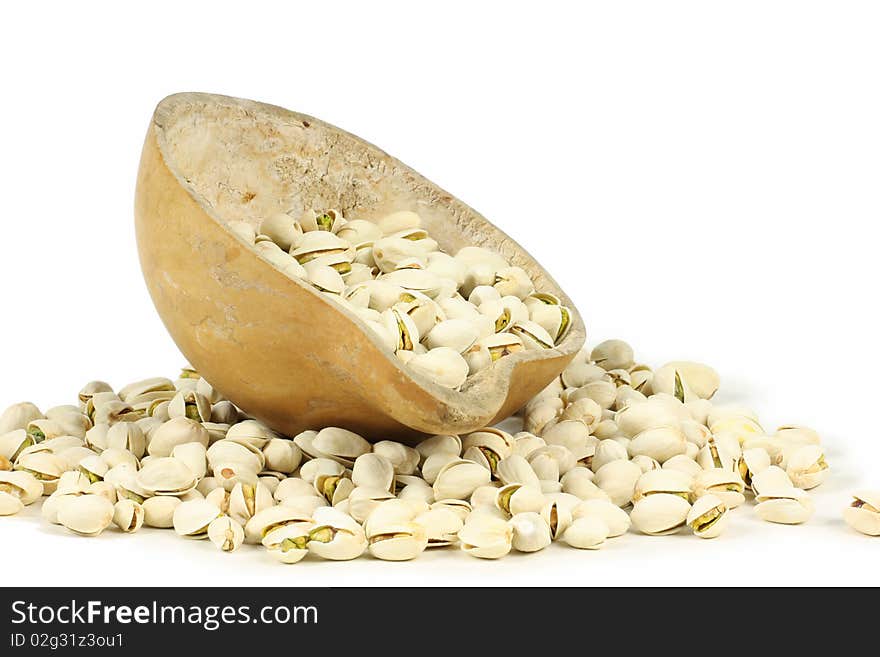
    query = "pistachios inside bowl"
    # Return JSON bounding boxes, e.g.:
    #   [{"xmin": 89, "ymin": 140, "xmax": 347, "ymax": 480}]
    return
[{"xmin": 135, "ymin": 93, "xmax": 585, "ymax": 443}]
